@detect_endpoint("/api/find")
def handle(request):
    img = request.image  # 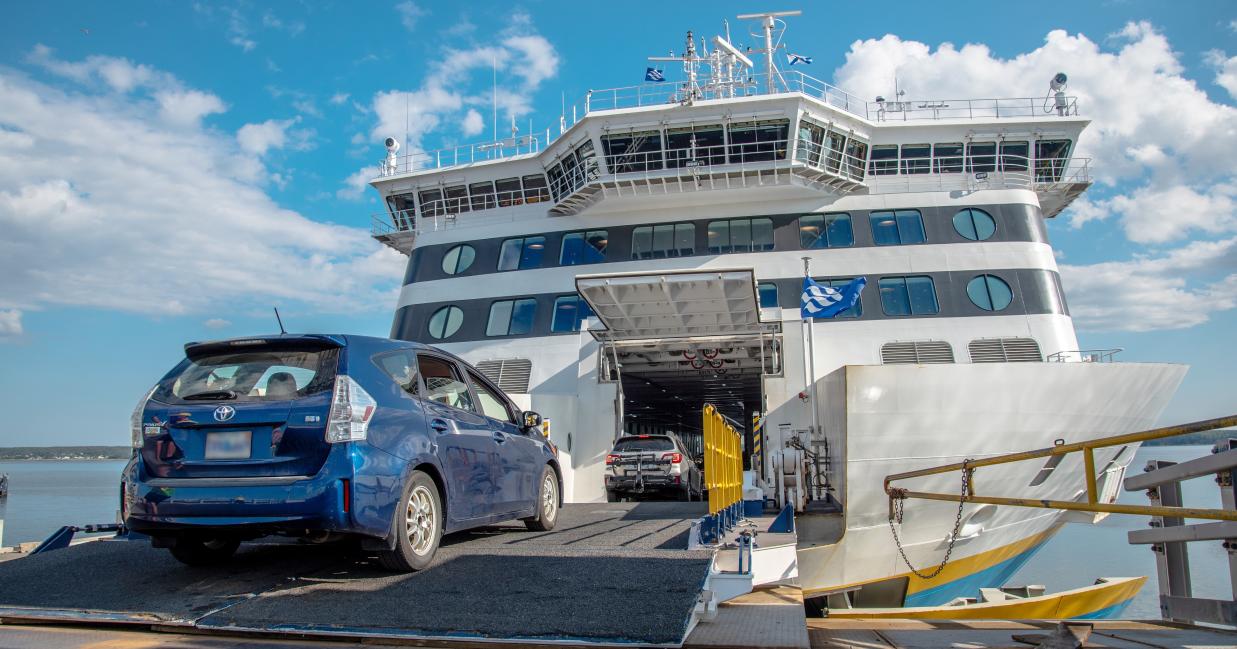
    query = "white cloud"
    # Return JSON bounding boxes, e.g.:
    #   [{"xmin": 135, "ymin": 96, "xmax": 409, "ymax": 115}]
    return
[
  {"xmin": 1205, "ymin": 49, "xmax": 1237, "ymax": 100},
  {"xmin": 237, "ymin": 116, "xmax": 307, "ymax": 156},
  {"xmin": 0, "ymin": 49, "xmax": 404, "ymax": 319},
  {"xmin": 461, "ymin": 108, "xmax": 484, "ymax": 136},
  {"xmin": 28, "ymin": 44, "xmax": 164, "ymax": 93},
  {"xmin": 203, "ymin": 318, "xmax": 231, "ymax": 329},
  {"xmin": 337, "ymin": 167, "xmax": 374, "ymax": 200},
  {"xmin": 395, "ymin": 2, "xmax": 427, "ymax": 32},
  {"xmin": 0, "ymin": 309, "xmax": 22, "ymax": 339},
  {"xmin": 502, "ymin": 35, "xmax": 560, "ymax": 87},
  {"xmin": 1060, "ymin": 238, "xmax": 1237, "ymax": 332},
  {"xmin": 1066, "ymin": 183, "xmax": 1235, "ymax": 244},
  {"xmin": 330, "ymin": 92, "xmax": 350, "ymax": 105}
]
